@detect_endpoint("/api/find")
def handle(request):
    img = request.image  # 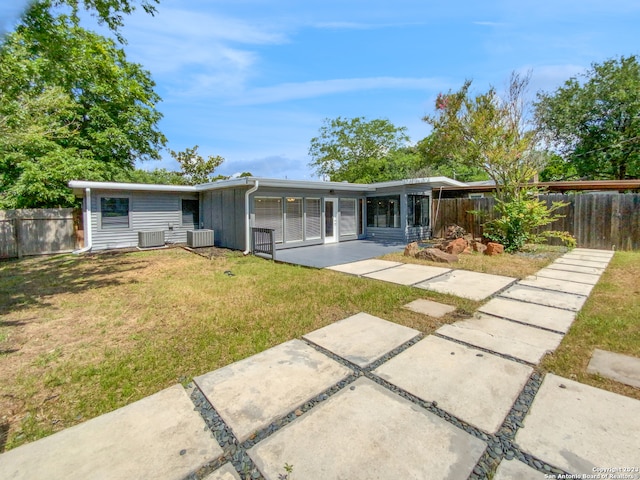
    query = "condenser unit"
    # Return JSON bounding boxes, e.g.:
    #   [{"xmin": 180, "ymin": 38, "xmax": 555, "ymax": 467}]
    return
[
  {"xmin": 187, "ymin": 229, "xmax": 214, "ymax": 248},
  {"xmin": 138, "ymin": 230, "xmax": 165, "ymax": 248}
]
